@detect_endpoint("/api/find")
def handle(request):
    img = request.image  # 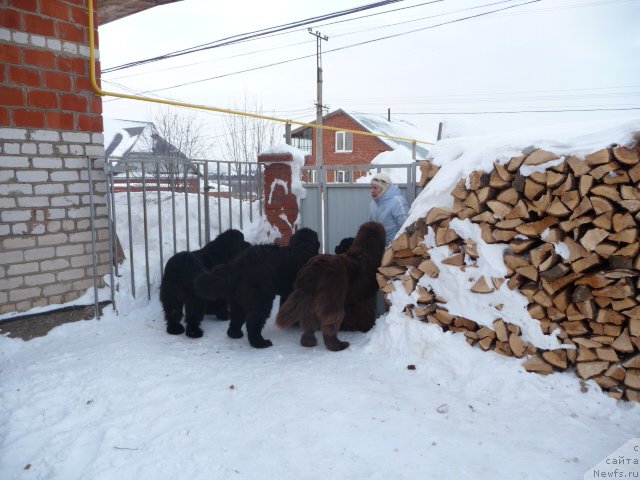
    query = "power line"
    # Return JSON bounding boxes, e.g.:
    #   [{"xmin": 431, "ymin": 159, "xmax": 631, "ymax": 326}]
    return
[
  {"xmin": 113, "ymin": 0, "xmax": 541, "ymax": 96},
  {"xmin": 102, "ymin": 0, "xmax": 407, "ymax": 73},
  {"xmin": 386, "ymin": 106, "xmax": 640, "ymax": 114}
]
